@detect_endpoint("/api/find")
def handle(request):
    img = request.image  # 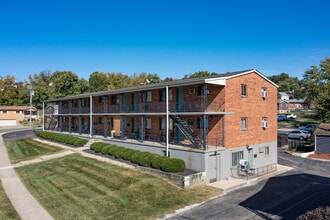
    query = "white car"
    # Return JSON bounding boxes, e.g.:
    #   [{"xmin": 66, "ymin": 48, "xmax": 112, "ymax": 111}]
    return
[
  {"xmin": 288, "ymin": 130, "xmax": 309, "ymax": 140},
  {"xmin": 285, "ymin": 114, "xmax": 297, "ymax": 120}
]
